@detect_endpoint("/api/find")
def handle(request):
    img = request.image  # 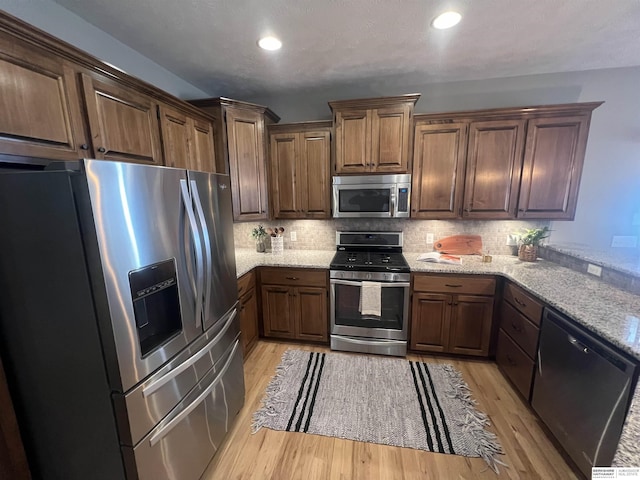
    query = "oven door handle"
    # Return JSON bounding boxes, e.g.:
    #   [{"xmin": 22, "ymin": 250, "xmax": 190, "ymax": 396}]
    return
[{"xmin": 330, "ymin": 279, "xmax": 410, "ymax": 288}]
